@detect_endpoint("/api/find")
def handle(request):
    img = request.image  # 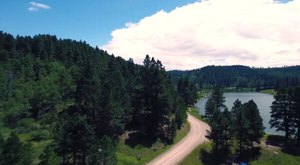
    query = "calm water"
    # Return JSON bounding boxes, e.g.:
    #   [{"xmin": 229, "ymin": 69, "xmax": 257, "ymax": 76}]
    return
[{"xmin": 195, "ymin": 92, "xmax": 282, "ymax": 135}]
